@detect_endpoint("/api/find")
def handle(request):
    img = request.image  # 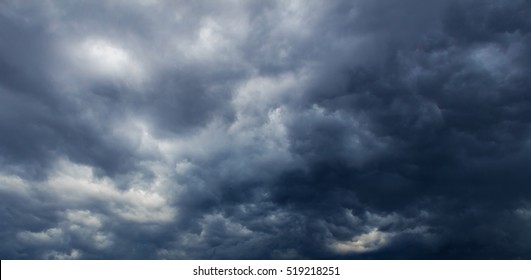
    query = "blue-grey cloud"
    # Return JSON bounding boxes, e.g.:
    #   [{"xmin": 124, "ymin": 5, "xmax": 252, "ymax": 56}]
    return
[{"xmin": 1, "ymin": 0, "xmax": 531, "ymax": 259}]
